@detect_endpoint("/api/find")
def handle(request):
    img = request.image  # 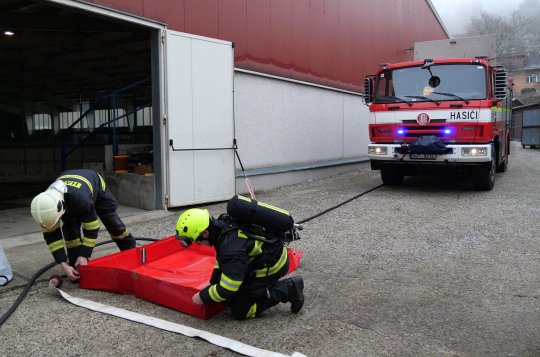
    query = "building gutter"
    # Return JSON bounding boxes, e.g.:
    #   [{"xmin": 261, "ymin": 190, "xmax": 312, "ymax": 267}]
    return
[{"xmin": 235, "ymin": 157, "xmax": 369, "ymax": 178}]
